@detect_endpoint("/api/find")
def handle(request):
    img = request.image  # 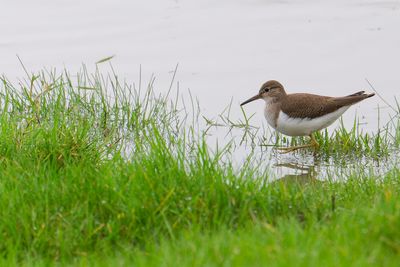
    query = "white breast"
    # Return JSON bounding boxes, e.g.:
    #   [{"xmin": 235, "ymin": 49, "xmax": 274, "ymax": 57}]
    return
[
  {"xmin": 263, "ymin": 99, "xmax": 279, "ymax": 129},
  {"xmin": 275, "ymin": 106, "xmax": 350, "ymax": 136}
]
